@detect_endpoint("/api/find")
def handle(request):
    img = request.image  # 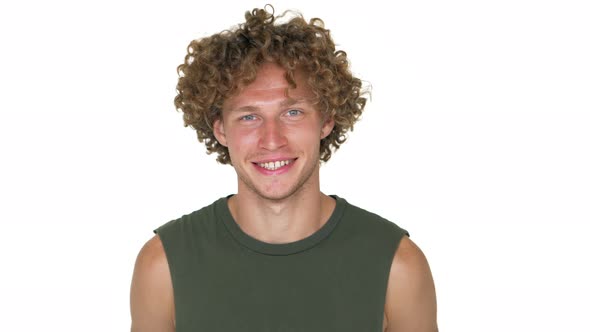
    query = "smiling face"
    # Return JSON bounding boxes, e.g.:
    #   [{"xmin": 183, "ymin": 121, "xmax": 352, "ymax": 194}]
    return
[{"xmin": 213, "ymin": 62, "xmax": 334, "ymax": 202}]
